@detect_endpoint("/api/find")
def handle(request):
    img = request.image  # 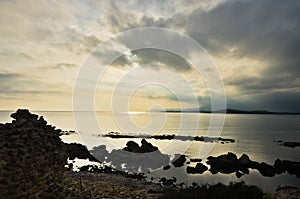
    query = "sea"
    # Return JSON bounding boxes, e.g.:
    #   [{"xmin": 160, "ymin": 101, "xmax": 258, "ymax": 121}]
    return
[{"xmin": 1, "ymin": 111, "xmax": 300, "ymax": 192}]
